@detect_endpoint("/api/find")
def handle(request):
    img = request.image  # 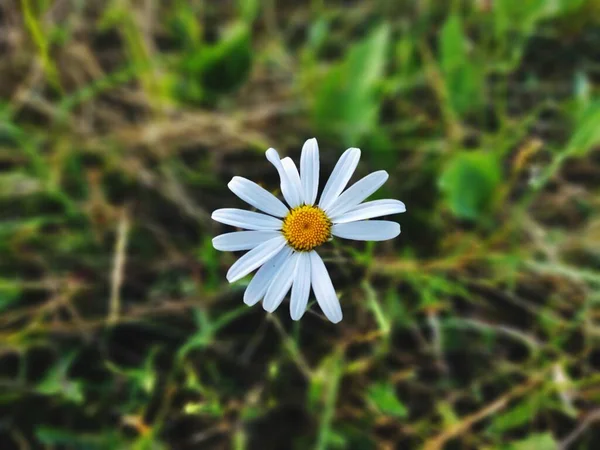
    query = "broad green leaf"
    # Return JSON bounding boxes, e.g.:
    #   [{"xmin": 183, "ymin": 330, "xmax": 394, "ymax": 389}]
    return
[
  {"xmin": 439, "ymin": 15, "xmax": 484, "ymax": 116},
  {"xmin": 346, "ymin": 25, "xmax": 390, "ymax": 91},
  {"xmin": 440, "ymin": 16, "xmax": 465, "ymax": 75},
  {"xmin": 312, "ymin": 24, "xmax": 390, "ymax": 145},
  {"xmin": 240, "ymin": 405, "xmax": 261, "ymax": 420},
  {"xmin": 494, "ymin": 0, "xmax": 586, "ymax": 38},
  {"xmin": 177, "ymin": 22, "xmax": 252, "ymax": 104},
  {"xmin": 326, "ymin": 429, "xmax": 347, "ymax": 448},
  {"xmin": 0, "ymin": 279, "xmax": 21, "ymax": 312},
  {"xmin": 237, "ymin": 0, "xmax": 260, "ymax": 24},
  {"xmin": 505, "ymin": 432, "xmax": 558, "ymax": 450},
  {"xmin": 574, "ymin": 72, "xmax": 591, "ymax": 107},
  {"xmin": 396, "ymin": 36, "xmax": 416, "ymax": 77},
  {"xmin": 307, "ymin": 17, "xmax": 329, "ymax": 51},
  {"xmin": 494, "ymin": 0, "xmax": 547, "ymax": 36},
  {"xmin": 197, "ymin": 22, "xmax": 252, "ymax": 94},
  {"xmin": 490, "ymin": 396, "xmax": 543, "ymax": 432},
  {"xmin": 35, "ymin": 354, "xmax": 85, "ymax": 404},
  {"xmin": 367, "ymin": 382, "xmax": 408, "ymax": 418},
  {"xmin": 169, "ymin": 2, "xmax": 201, "ymax": 48},
  {"xmin": 439, "ymin": 150, "xmax": 501, "ymax": 221},
  {"xmin": 565, "ymin": 101, "xmax": 600, "ymax": 156}
]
